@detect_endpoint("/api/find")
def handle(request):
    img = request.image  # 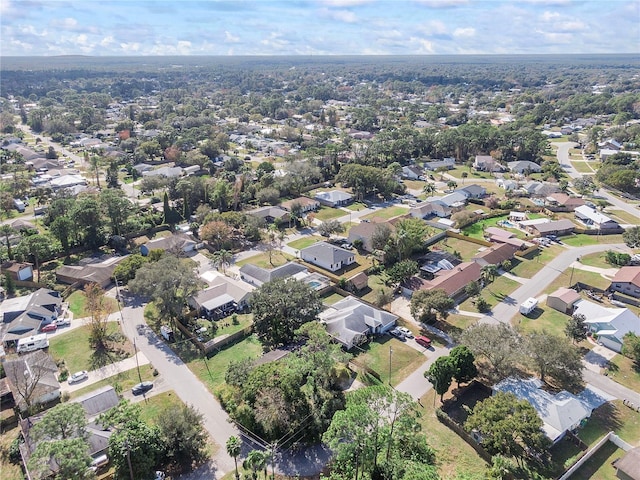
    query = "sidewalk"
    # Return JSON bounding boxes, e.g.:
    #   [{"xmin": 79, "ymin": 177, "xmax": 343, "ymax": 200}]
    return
[
  {"xmin": 570, "ymin": 261, "xmax": 618, "ymax": 277},
  {"xmin": 61, "ymin": 351, "xmax": 151, "ymax": 393}
]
